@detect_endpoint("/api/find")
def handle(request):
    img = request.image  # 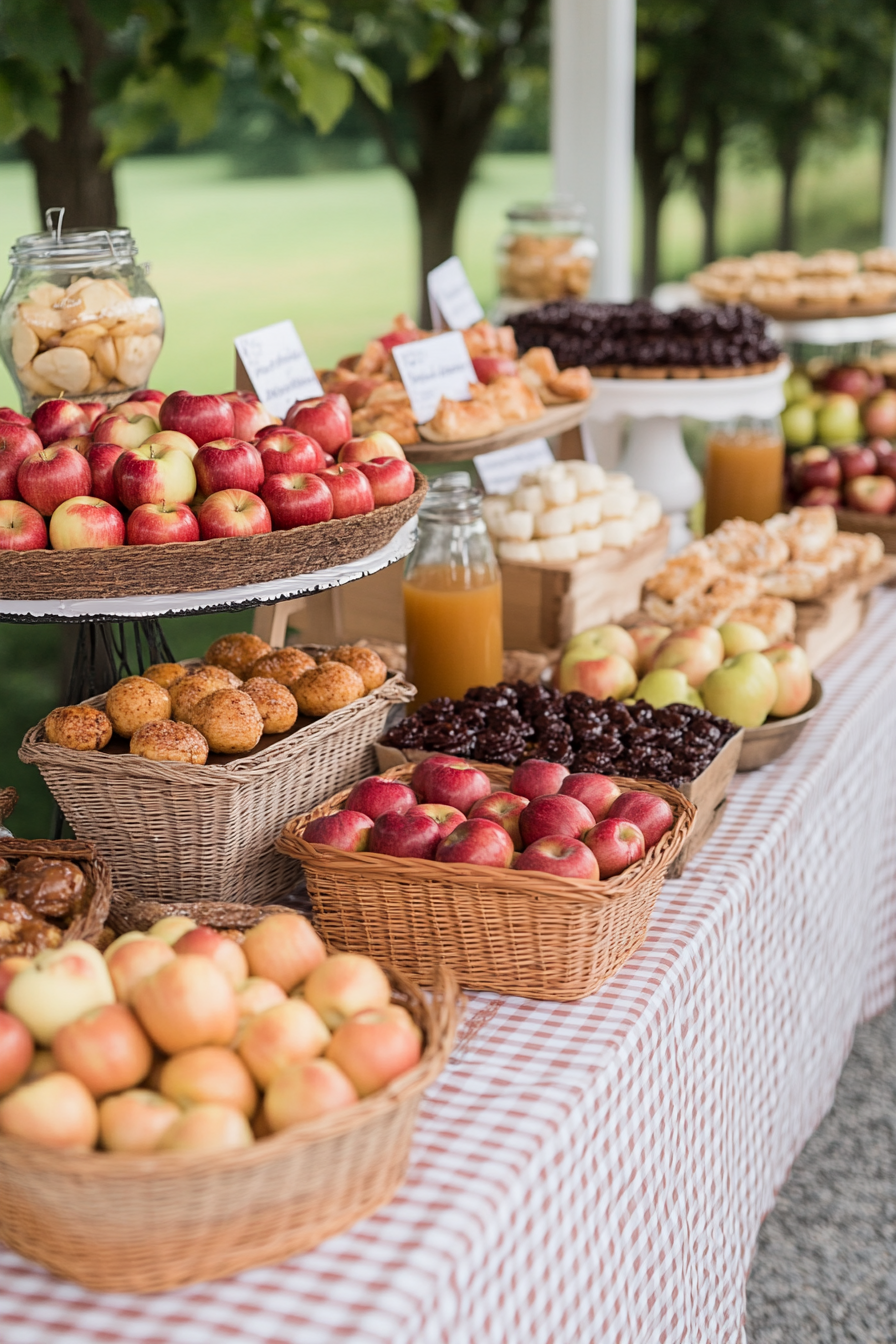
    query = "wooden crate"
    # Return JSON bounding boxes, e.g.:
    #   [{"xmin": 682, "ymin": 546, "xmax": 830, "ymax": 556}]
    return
[
  {"xmin": 836, "ymin": 509, "xmax": 896, "ymax": 554},
  {"xmin": 794, "ymin": 558, "xmax": 896, "ymax": 669}
]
